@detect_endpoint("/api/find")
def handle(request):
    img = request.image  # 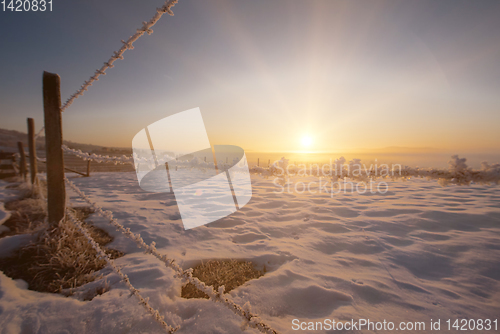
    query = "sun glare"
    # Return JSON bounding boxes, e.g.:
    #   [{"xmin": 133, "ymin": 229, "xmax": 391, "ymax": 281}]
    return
[{"xmin": 301, "ymin": 135, "xmax": 313, "ymax": 148}]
